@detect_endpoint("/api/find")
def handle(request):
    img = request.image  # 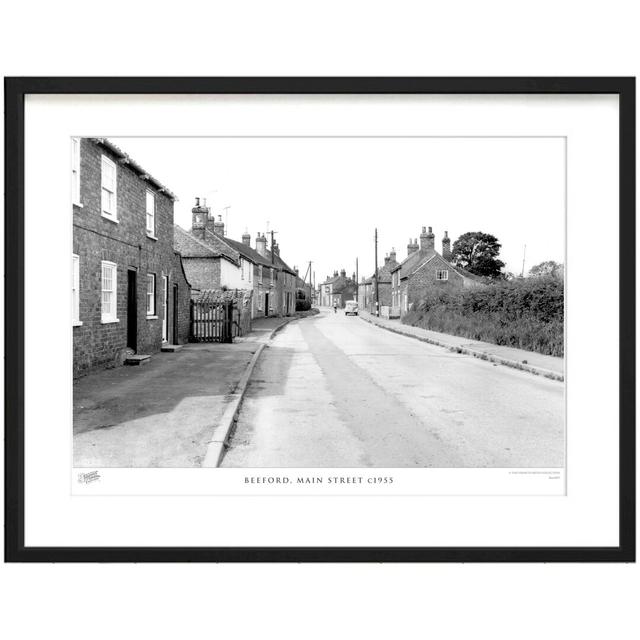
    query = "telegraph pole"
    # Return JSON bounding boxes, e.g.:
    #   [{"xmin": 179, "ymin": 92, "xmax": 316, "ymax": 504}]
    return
[
  {"xmin": 307, "ymin": 261, "xmax": 313, "ymax": 303},
  {"xmin": 520, "ymin": 244, "xmax": 527, "ymax": 277},
  {"xmin": 374, "ymin": 228, "xmax": 380, "ymax": 316},
  {"xmin": 355, "ymin": 257, "xmax": 359, "ymax": 302}
]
